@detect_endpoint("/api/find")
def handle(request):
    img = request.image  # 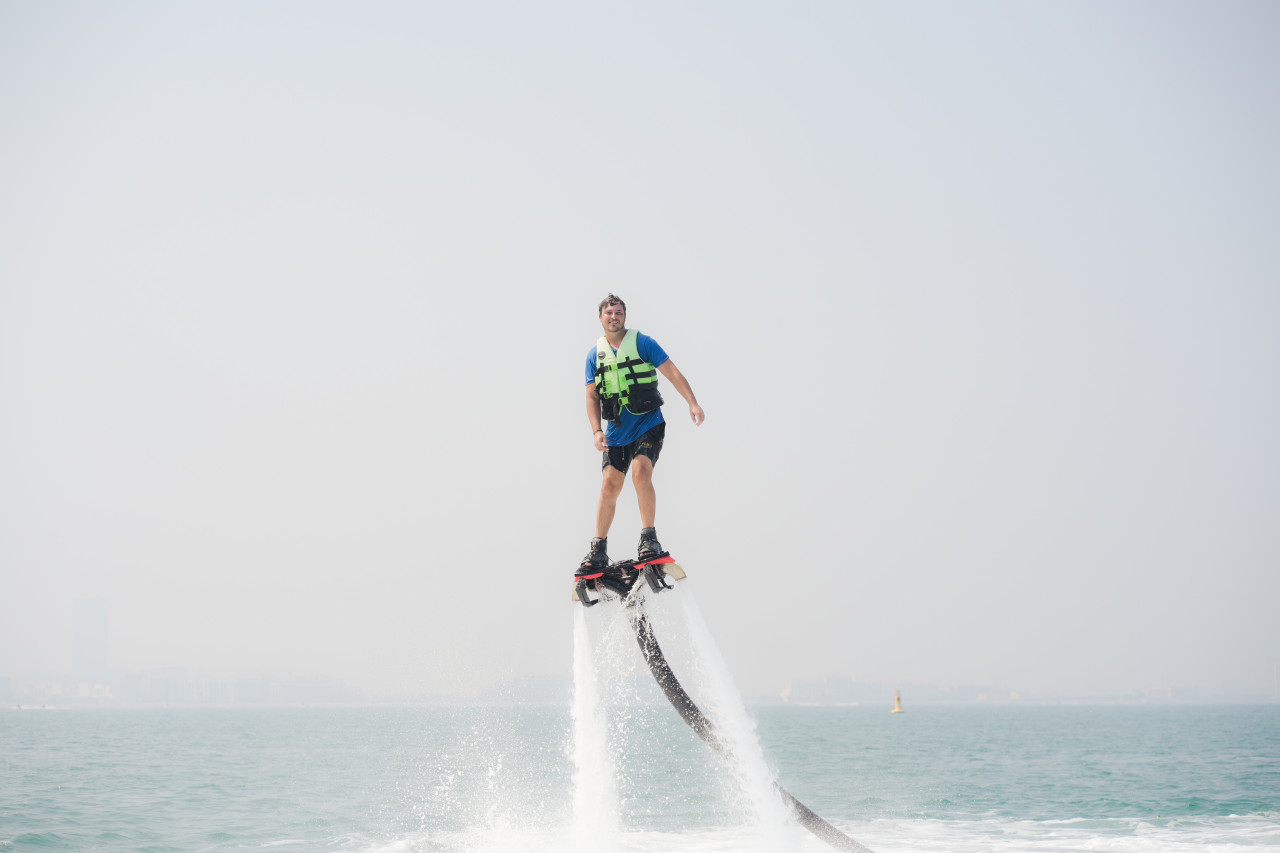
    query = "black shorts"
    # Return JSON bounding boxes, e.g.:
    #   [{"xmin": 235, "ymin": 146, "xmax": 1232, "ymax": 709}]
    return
[{"xmin": 603, "ymin": 422, "xmax": 666, "ymax": 473}]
